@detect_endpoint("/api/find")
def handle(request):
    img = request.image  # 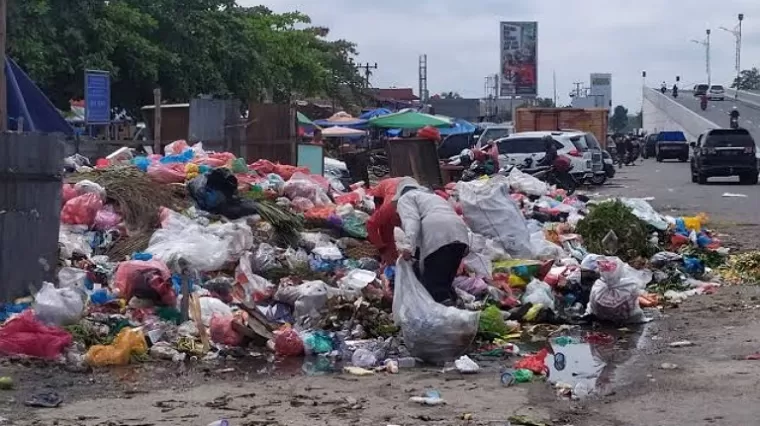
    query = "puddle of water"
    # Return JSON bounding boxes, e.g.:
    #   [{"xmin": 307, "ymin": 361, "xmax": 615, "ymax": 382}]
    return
[{"xmin": 546, "ymin": 340, "xmax": 607, "ymax": 395}]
